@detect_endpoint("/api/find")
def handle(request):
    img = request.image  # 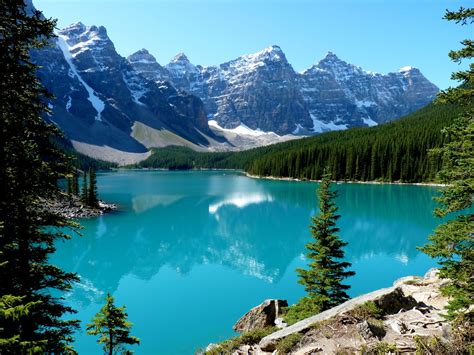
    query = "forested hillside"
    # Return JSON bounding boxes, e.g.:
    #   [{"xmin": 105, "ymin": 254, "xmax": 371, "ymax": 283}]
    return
[{"xmin": 136, "ymin": 102, "xmax": 462, "ymax": 182}]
